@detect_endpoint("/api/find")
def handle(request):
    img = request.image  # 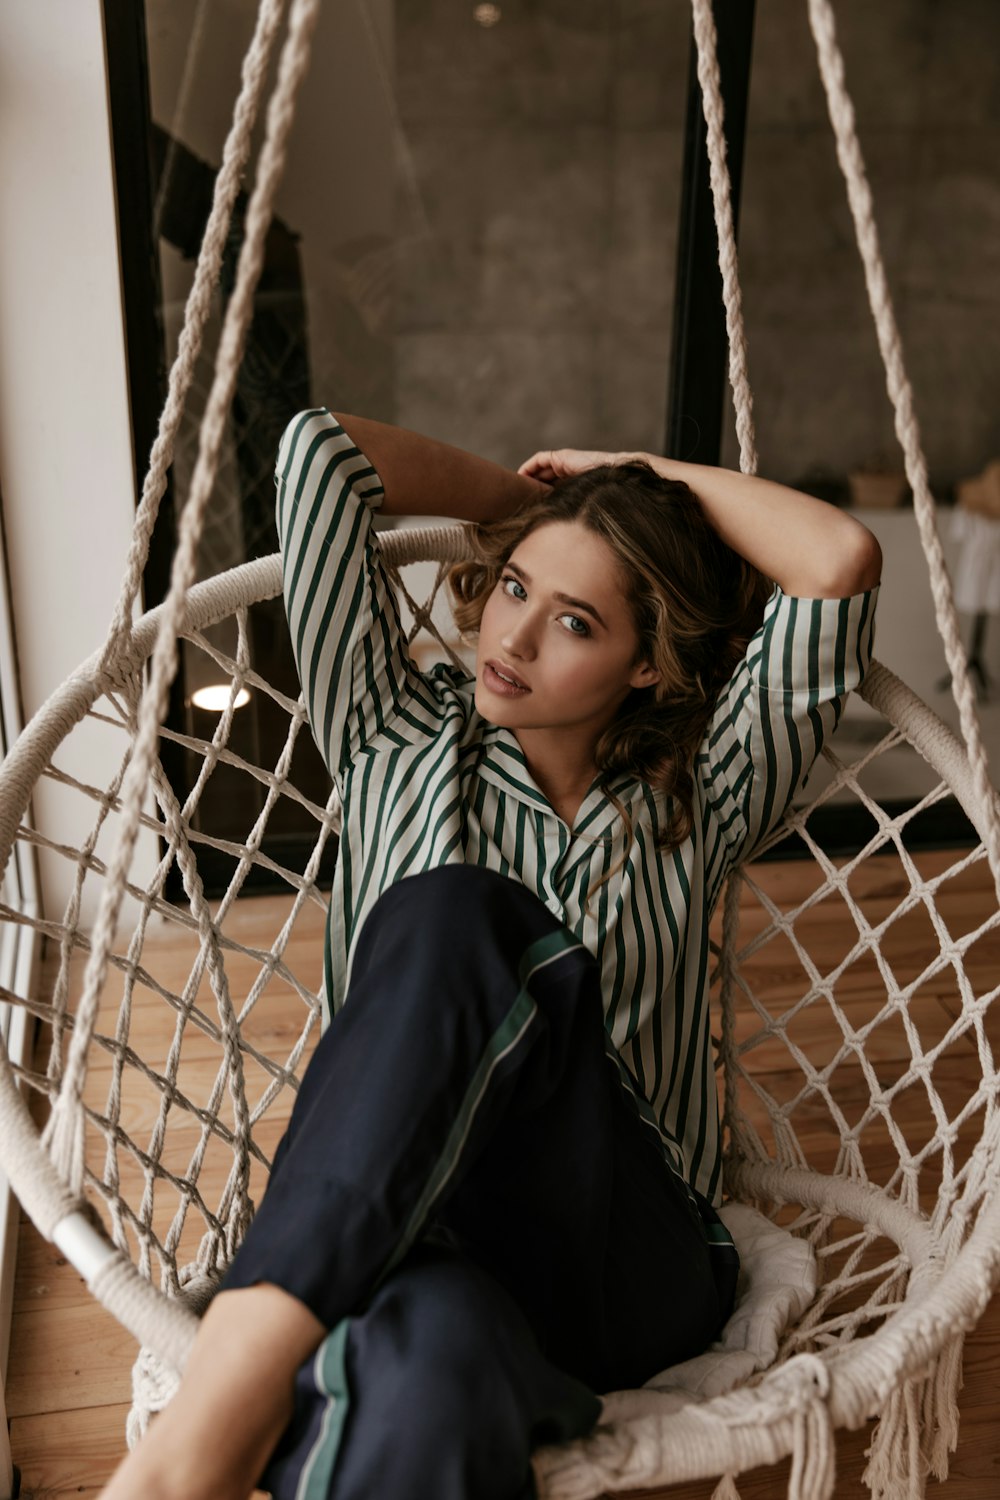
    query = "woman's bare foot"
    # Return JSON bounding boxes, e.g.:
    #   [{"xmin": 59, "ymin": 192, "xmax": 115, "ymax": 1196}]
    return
[{"xmin": 99, "ymin": 1283, "xmax": 326, "ymax": 1500}]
